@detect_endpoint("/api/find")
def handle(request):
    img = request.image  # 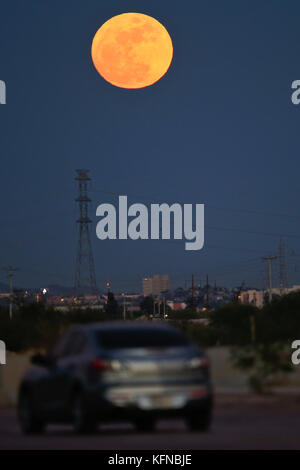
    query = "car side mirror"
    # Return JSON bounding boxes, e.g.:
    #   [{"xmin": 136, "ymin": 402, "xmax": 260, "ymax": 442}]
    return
[{"xmin": 31, "ymin": 354, "xmax": 56, "ymax": 368}]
